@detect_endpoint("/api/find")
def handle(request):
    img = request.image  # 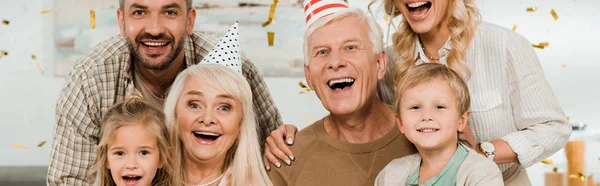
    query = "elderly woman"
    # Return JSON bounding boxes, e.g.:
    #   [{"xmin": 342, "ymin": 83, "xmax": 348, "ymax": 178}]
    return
[
  {"xmin": 375, "ymin": 0, "xmax": 572, "ymax": 185},
  {"xmin": 163, "ymin": 23, "xmax": 271, "ymax": 186},
  {"xmin": 164, "ymin": 64, "xmax": 271, "ymax": 186}
]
